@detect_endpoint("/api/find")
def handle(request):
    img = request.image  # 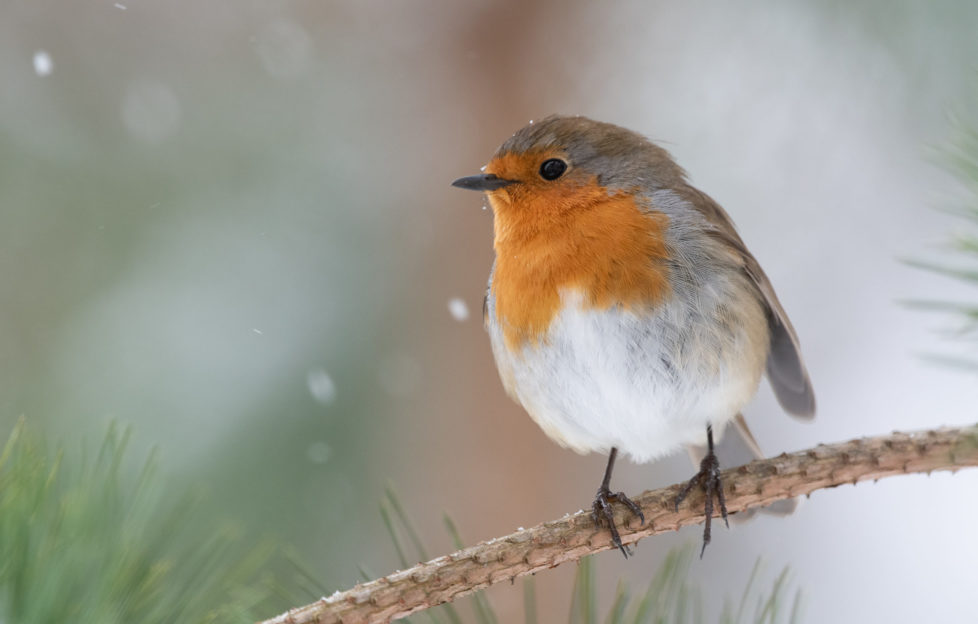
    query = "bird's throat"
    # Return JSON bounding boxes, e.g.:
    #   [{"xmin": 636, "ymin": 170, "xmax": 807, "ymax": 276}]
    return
[{"xmin": 490, "ymin": 189, "xmax": 672, "ymax": 350}]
